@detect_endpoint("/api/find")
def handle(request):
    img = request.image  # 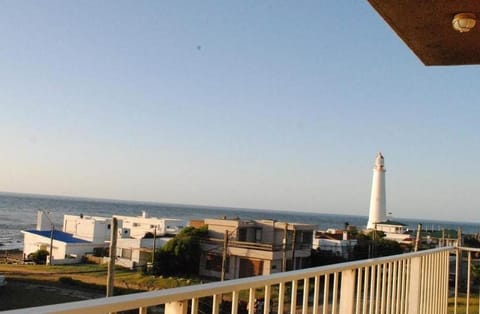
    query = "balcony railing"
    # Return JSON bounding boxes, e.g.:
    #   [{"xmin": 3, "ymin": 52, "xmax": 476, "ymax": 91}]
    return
[{"xmin": 3, "ymin": 246, "xmax": 479, "ymax": 314}]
